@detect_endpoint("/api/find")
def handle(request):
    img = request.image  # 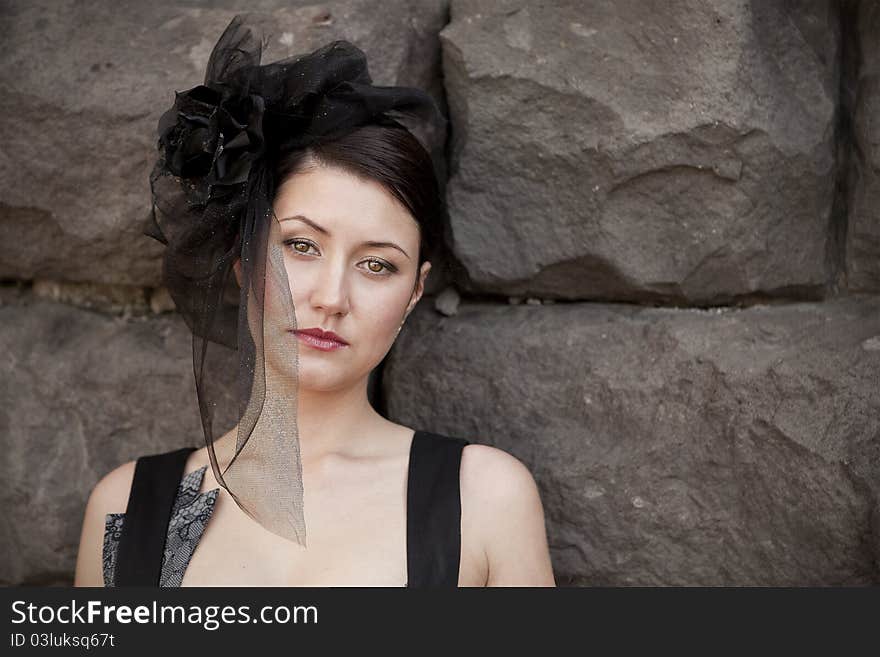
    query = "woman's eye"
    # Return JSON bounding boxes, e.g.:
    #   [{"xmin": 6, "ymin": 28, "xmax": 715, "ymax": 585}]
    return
[
  {"xmin": 285, "ymin": 239, "xmax": 317, "ymax": 255},
  {"xmin": 364, "ymin": 259, "xmax": 393, "ymax": 275},
  {"xmin": 284, "ymin": 239, "xmax": 396, "ymax": 276}
]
